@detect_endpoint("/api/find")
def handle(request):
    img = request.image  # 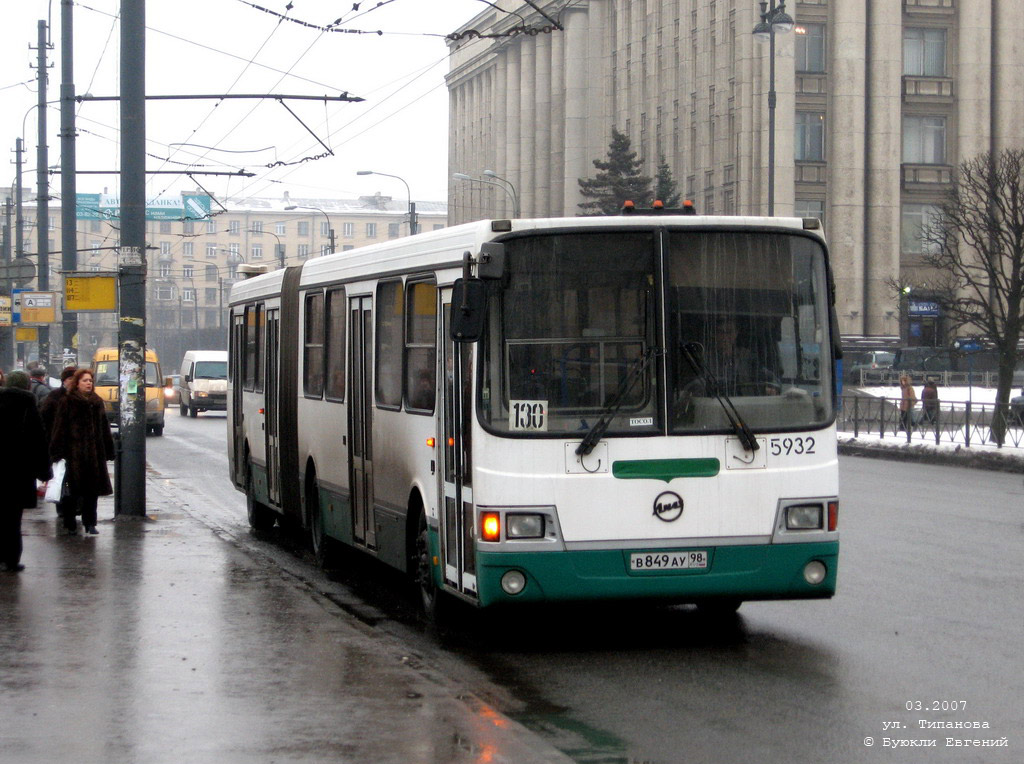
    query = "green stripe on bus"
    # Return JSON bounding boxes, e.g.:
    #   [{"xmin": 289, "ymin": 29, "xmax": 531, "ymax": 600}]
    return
[{"xmin": 612, "ymin": 458, "xmax": 720, "ymax": 482}]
